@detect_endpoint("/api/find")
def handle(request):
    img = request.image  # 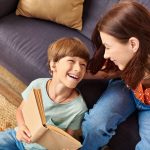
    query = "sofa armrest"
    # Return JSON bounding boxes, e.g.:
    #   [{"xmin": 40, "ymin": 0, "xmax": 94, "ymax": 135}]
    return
[{"xmin": 0, "ymin": 0, "xmax": 18, "ymax": 18}]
